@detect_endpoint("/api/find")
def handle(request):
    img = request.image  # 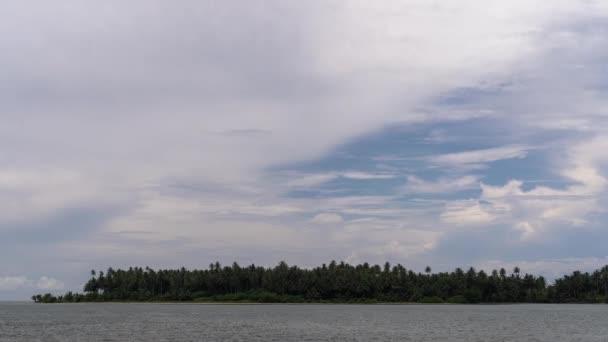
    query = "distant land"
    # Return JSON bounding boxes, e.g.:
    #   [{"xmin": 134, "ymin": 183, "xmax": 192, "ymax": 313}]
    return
[{"xmin": 32, "ymin": 262, "xmax": 608, "ymax": 304}]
